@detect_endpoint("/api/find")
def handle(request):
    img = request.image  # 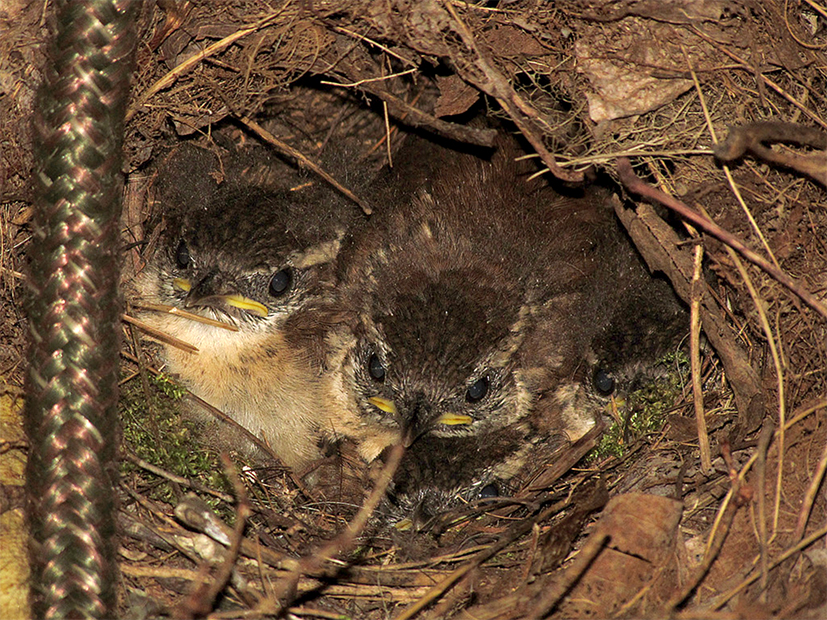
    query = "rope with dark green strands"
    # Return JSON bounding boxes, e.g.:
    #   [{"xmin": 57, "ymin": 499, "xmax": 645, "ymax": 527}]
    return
[{"xmin": 27, "ymin": 1, "xmax": 139, "ymax": 617}]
